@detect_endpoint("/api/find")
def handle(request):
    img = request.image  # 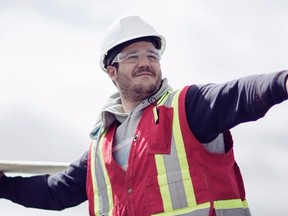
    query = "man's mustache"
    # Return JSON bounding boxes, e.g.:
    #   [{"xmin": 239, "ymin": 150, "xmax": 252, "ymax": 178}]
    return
[{"xmin": 133, "ymin": 67, "xmax": 155, "ymax": 76}]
